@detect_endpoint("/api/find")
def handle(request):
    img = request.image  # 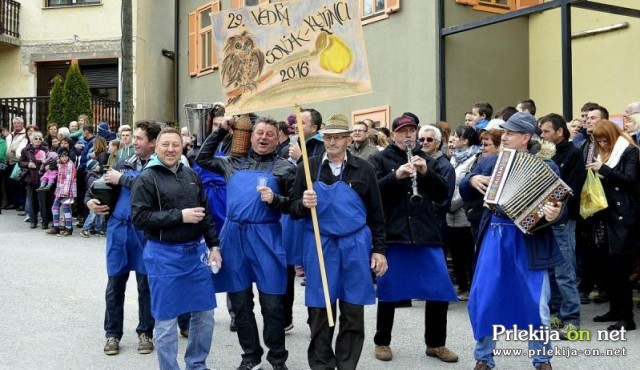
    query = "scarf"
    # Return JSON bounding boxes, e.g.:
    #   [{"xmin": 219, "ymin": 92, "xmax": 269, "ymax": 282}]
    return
[
  {"xmin": 452, "ymin": 145, "xmax": 482, "ymax": 165},
  {"xmin": 597, "ymin": 136, "xmax": 630, "ymax": 172}
]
